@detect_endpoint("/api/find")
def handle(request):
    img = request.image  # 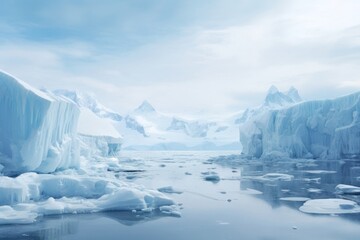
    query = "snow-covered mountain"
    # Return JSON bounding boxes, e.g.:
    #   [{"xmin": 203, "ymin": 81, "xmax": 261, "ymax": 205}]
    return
[
  {"xmin": 53, "ymin": 91, "xmax": 241, "ymax": 150},
  {"xmin": 234, "ymin": 86, "xmax": 302, "ymax": 124},
  {"xmin": 240, "ymin": 91, "xmax": 360, "ymax": 159}
]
